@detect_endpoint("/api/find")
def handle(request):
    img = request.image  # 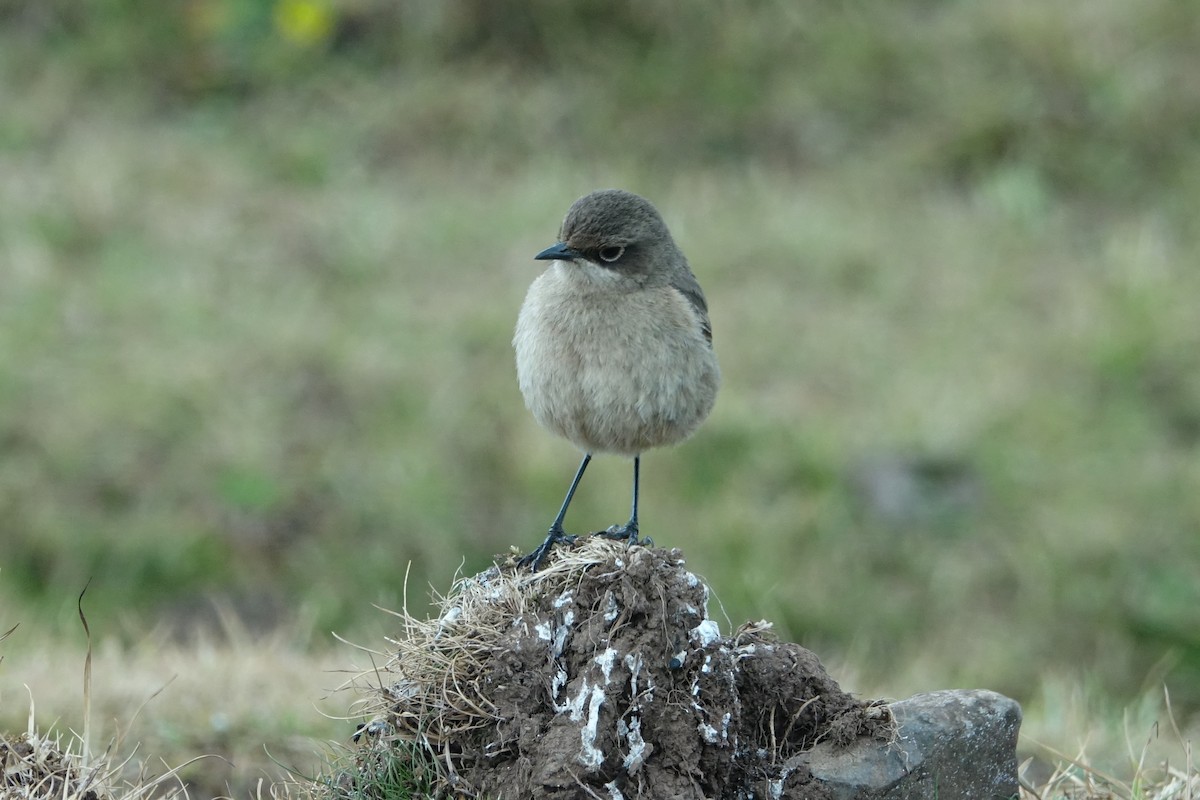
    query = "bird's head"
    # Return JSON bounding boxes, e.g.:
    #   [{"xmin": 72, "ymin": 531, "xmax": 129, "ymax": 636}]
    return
[{"xmin": 535, "ymin": 189, "xmax": 681, "ymax": 283}]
